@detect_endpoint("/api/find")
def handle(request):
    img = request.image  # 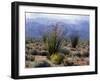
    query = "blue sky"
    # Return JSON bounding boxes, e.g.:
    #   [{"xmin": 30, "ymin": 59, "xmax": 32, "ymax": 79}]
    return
[{"xmin": 25, "ymin": 12, "xmax": 89, "ymax": 40}]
